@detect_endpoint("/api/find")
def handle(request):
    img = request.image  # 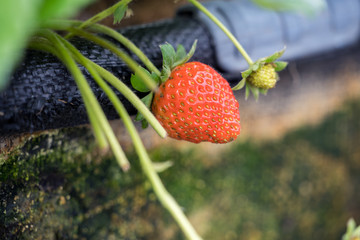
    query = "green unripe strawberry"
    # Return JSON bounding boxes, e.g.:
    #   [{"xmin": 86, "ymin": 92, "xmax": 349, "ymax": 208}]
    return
[{"xmin": 247, "ymin": 63, "xmax": 278, "ymax": 90}]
